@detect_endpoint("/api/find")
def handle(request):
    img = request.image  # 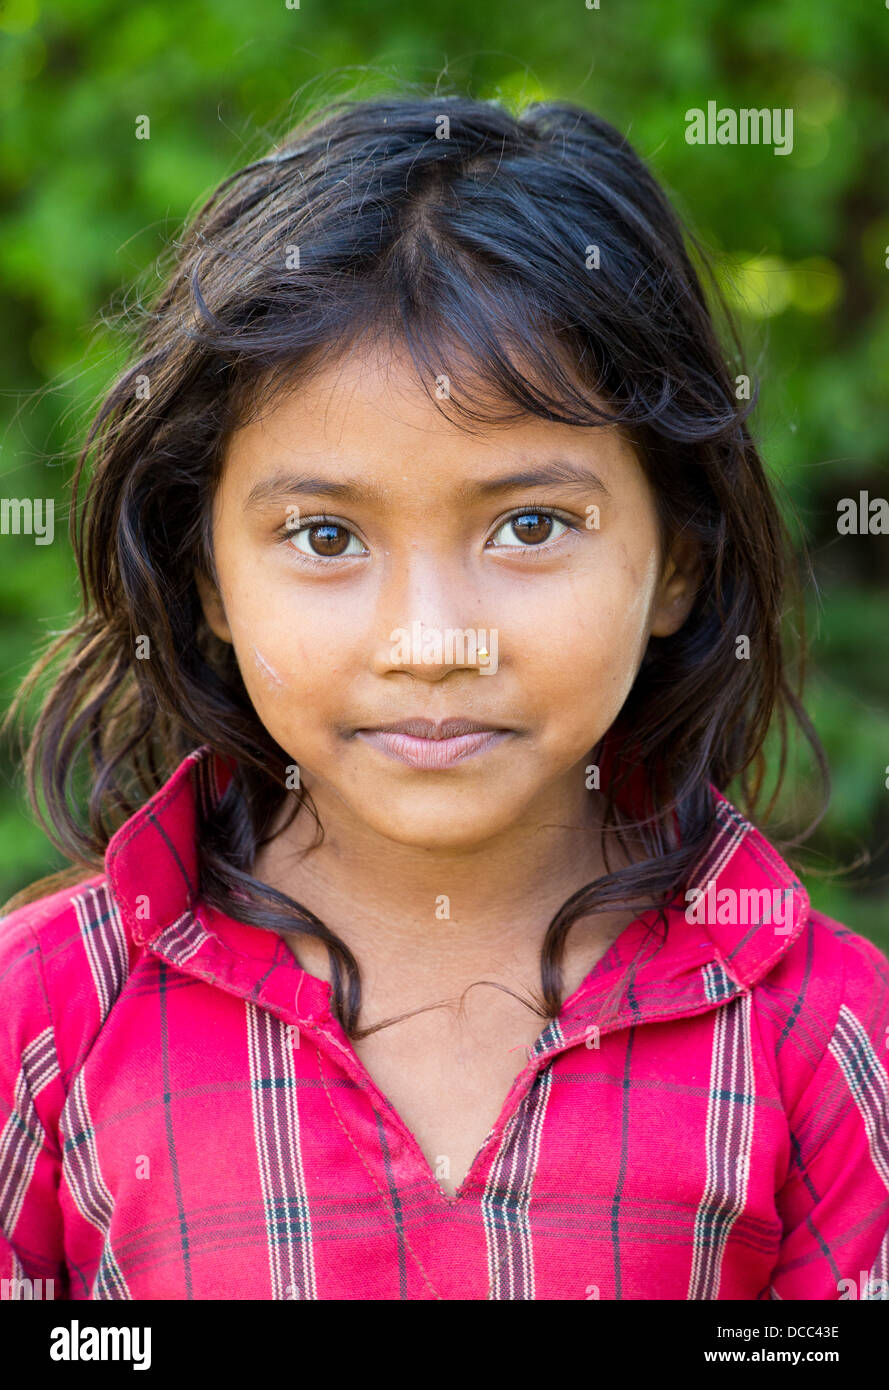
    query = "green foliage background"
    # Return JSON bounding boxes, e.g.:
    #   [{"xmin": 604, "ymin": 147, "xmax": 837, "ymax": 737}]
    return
[{"xmin": 1, "ymin": 0, "xmax": 887, "ymax": 951}]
